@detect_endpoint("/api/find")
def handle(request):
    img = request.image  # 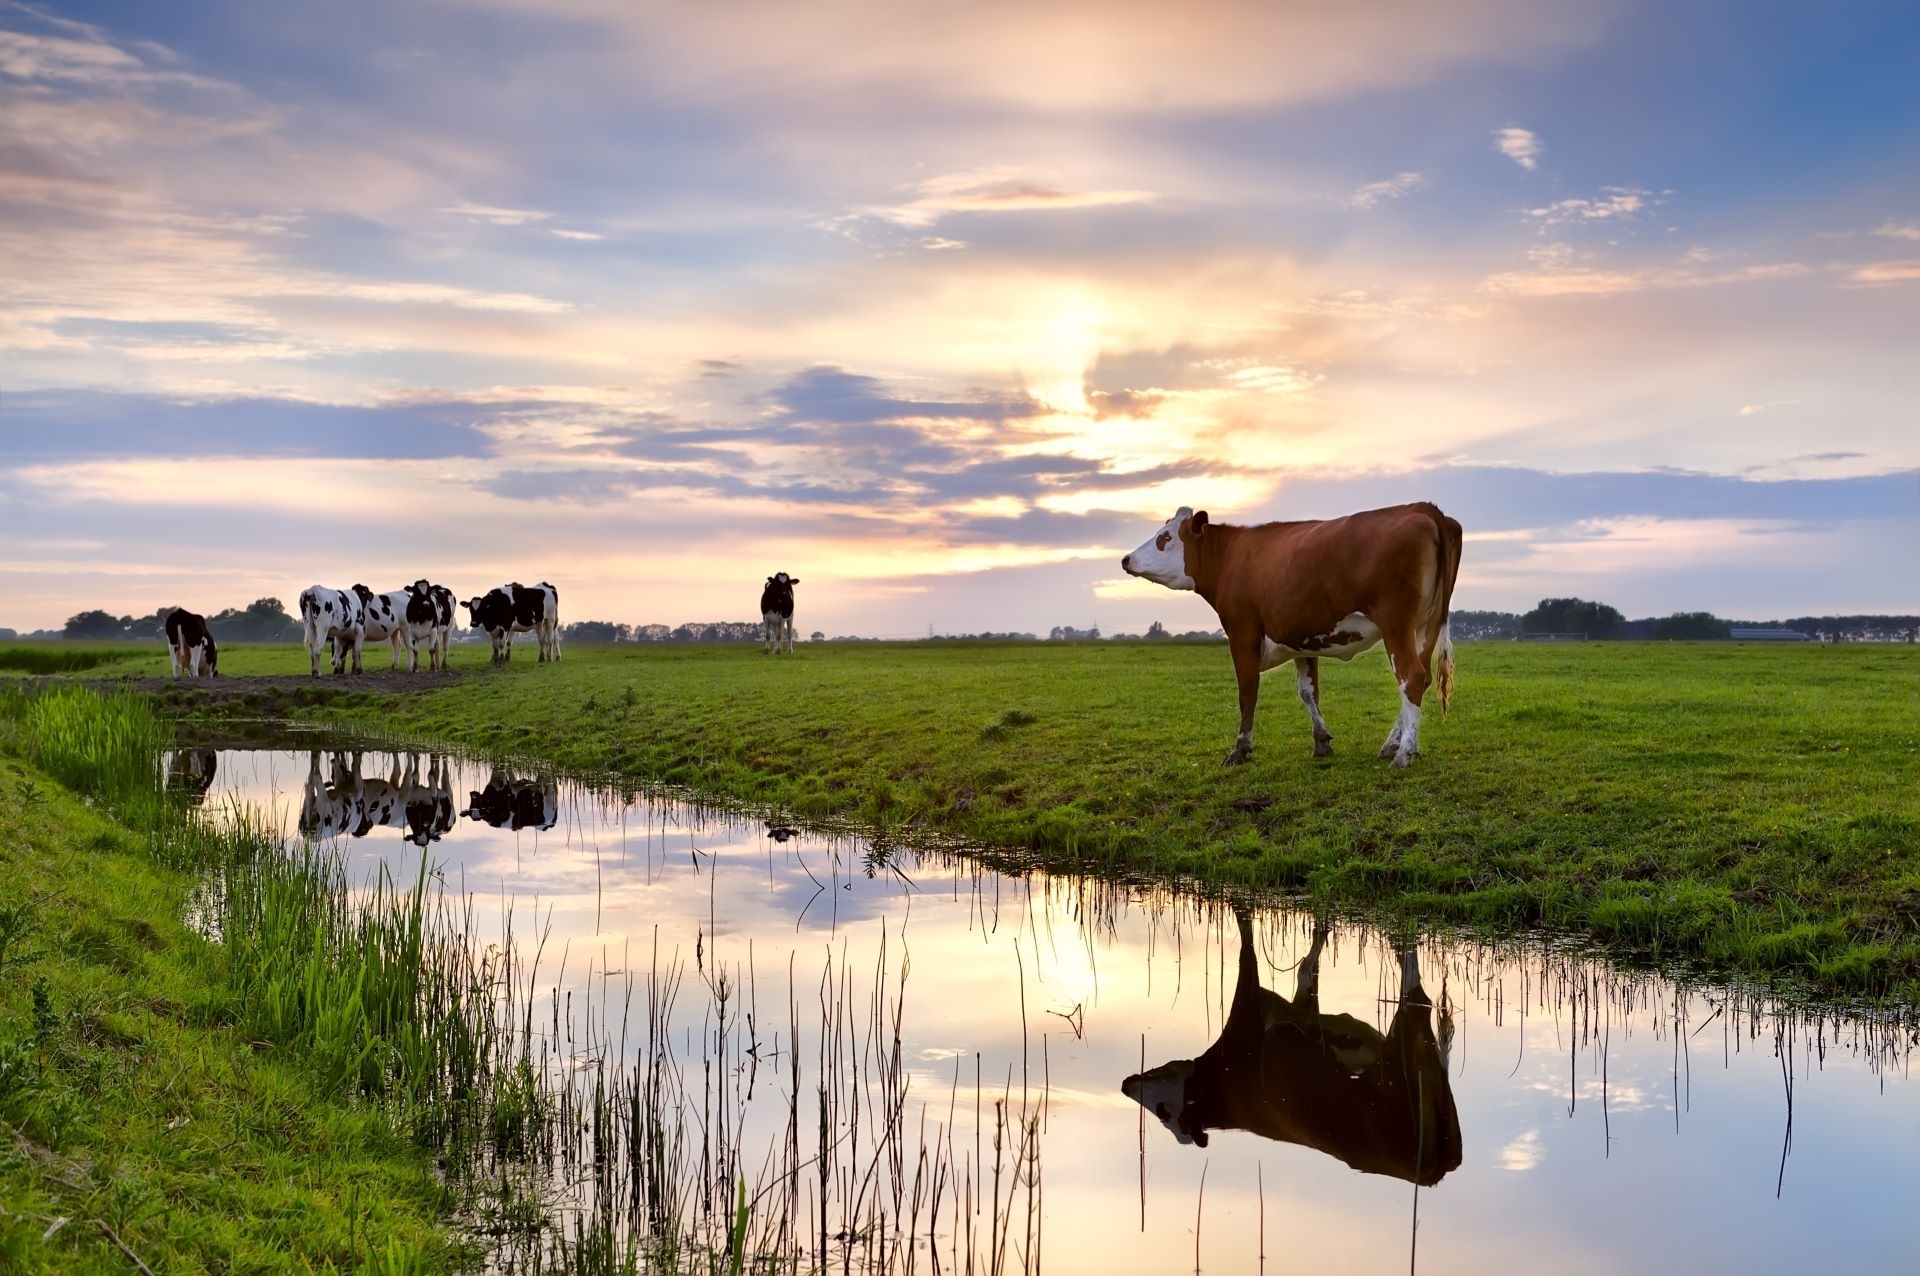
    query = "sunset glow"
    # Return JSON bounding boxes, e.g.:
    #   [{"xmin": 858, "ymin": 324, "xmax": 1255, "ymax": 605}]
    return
[{"xmin": 3, "ymin": 0, "xmax": 1916, "ymax": 635}]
